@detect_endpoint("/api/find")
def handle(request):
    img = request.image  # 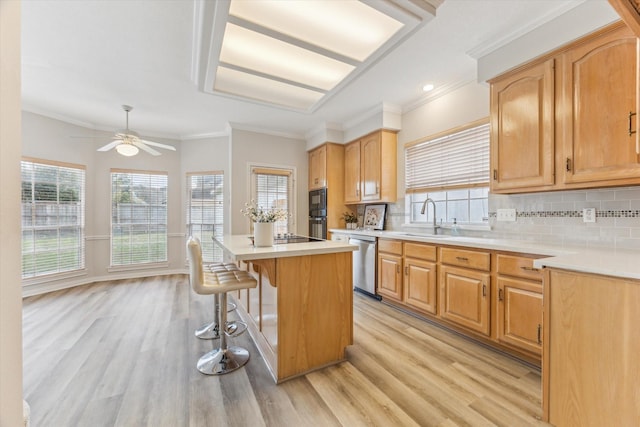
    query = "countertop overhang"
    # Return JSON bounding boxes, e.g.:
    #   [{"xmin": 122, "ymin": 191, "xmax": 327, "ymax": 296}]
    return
[
  {"xmin": 214, "ymin": 234, "xmax": 357, "ymax": 261},
  {"xmin": 331, "ymin": 228, "xmax": 640, "ymax": 280}
]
